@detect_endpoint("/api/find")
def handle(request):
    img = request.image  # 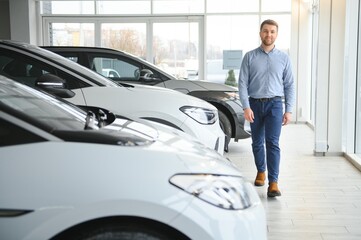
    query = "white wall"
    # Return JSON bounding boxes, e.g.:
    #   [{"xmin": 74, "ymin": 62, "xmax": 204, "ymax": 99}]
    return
[
  {"xmin": 328, "ymin": 0, "xmax": 345, "ymax": 154},
  {"xmin": 9, "ymin": 0, "xmax": 37, "ymax": 44}
]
